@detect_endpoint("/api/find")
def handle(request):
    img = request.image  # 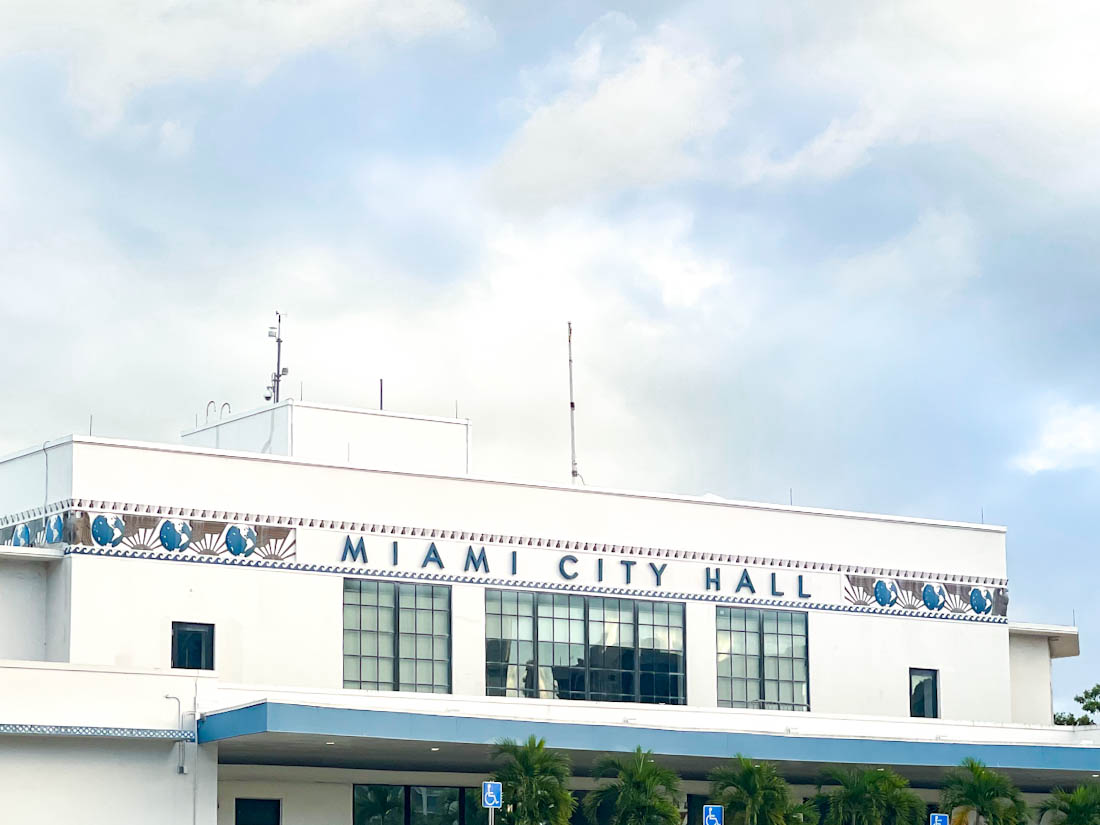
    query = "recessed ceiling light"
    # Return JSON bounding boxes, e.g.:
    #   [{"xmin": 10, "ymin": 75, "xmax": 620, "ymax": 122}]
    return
[
  {"xmin": 431, "ymin": 747, "xmax": 440, "ymax": 752},
  {"xmin": 325, "ymin": 741, "xmax": 335, "ymax": 746}
]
